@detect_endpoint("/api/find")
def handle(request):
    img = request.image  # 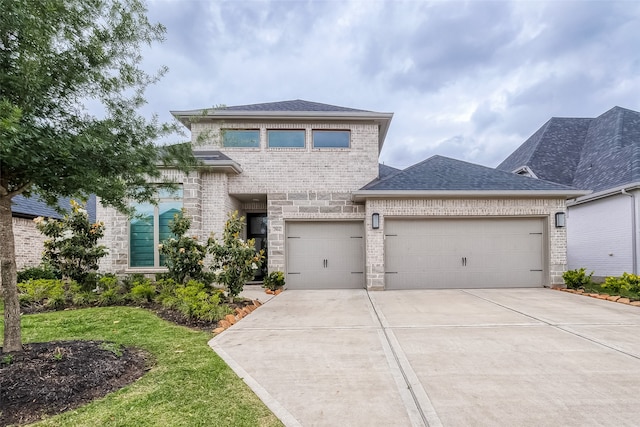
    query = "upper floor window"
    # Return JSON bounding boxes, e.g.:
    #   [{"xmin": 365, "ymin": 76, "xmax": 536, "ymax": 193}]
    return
[
  {"xmin": 129, "ymin": 186, "xmax": 182, "ymax": 268},
  {"xmin": 312, "ymin": 130, "xmax": 350, "ymax": 148},
  {"xmin": 268, "ymin": 130, "xmax": 305, "ymax": 148},
  {"xmin": 222, "ymin": 129, "xmax": 260, "ymax": 148}
]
